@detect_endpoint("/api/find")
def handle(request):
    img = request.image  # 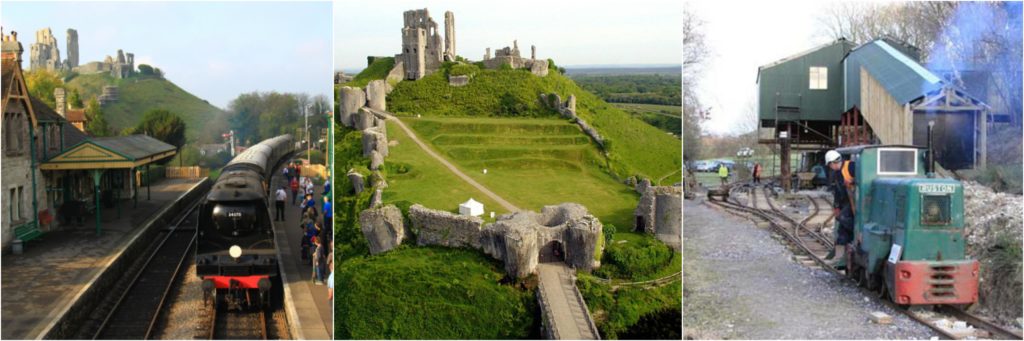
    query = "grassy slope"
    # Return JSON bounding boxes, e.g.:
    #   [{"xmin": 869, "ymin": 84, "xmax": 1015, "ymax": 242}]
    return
[
  {"xmin": 335, "ymin": 246, "xmax": 536, "ymax": 339},
  {"xmin": 387, "ymin": 66, "xmax": 682, "ymax": 185},
  {"xmin": 400, "ymin": 116, "xmax": 638, "ymax": 227},
  {"xmin": 579, "ymin": 231, "xmax": 682, "ymax": 339},
  {"xmin": 345, "ymin": 57, "xmax": 395, "ymax": 88},
  {"xmin": 65, "ymin": 73, "xmax": 226, "ymax": 141}
]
